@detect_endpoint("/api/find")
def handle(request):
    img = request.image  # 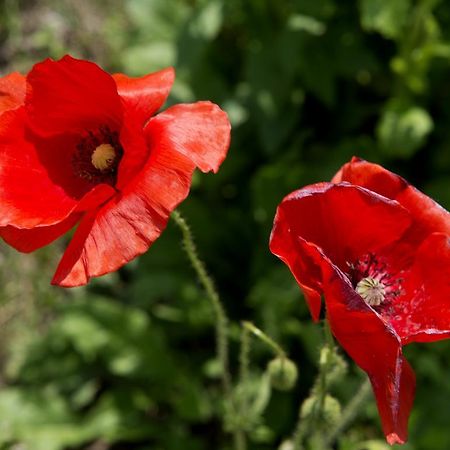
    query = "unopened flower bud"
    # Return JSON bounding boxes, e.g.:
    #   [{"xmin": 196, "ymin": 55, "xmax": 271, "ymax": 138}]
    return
[
  {"xmin": 300, "ymin": 394, "xmax": 341, "ymax": 425},
  {"xmin": 267, "ymin": 357, "xmax": 298, "ymax": 391}
]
